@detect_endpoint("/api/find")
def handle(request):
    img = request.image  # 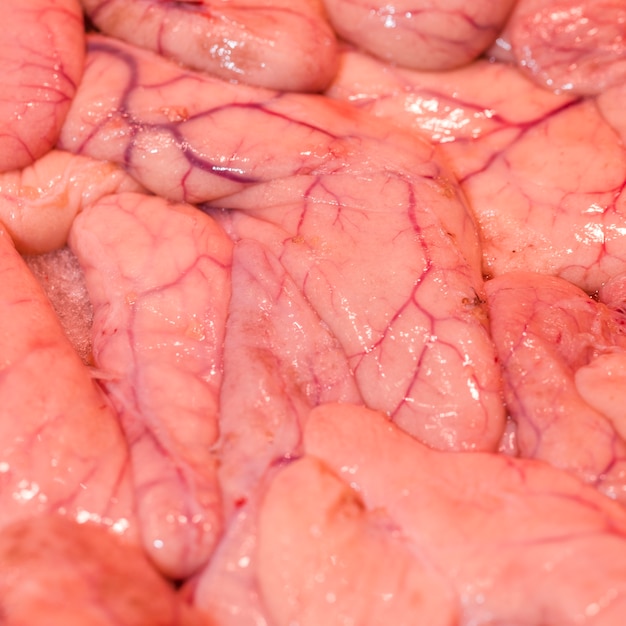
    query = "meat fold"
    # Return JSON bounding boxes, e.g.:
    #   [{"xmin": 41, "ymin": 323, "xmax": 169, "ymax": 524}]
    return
[
  {"xmin": 0, "ymin": 225, "xmax": 136, "ymax": 540},
  {"xmin": 498, "ymin": 0, "xmax": 626, "ymax": 95},
  {"xmin": 69, "ymin": 192, "xmax": 233, "ymax": 579},
  {"xmin": 0, "ymin": 0, "xmax": 85, "ymax": 172},
  {"xmin": 215, "ymin": 236, "xmax": 362, "ymax": 515},
  {"xmin": 486, "ymin": 271, "xmax": 626, "ymax": 501},
  {"xmin": 462, "ymin": 96, "xmax": 626, "ymax": 293},
  {"xmin": 597, "ymin": 82, "xmax": 626, "ymax": 145},
  {"xmin": 326, "ymin": 47, "xmax": 577, "ymax": 181},
  {"xmin": 60, "ymin": 35, "xmax": 506, "ymax": 457},
  {"xmin": 258, "ymin": 455, "xmax": 459, "ymax": 626},
  {"xmin": 321, "ymin": 0, "xmax": 516, "ymax": 71},
  {"xmin": 0, "ymin": 514, "xmax": 209, "ymax": 625},
  {"xmin": 208, "ymin": 163, "xmax": 504, "ymax": 454},
  {"xmin": 327, "ymin": 48, "xmax": 626, "ymax": 294},
  {"xmin": 190, "ymin": 485, "xmax": 275, "ymax": 625},
  {"xmin": 79, "ymin": 0, "xmax": 338, "ymax": 92},
  {"xmin": 0, "ymin": 150, "xmax": 143, "ymax": 255},
  {"xmin": 255, "ymin": 402, "xmax": 626, "ymax": 625}
]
